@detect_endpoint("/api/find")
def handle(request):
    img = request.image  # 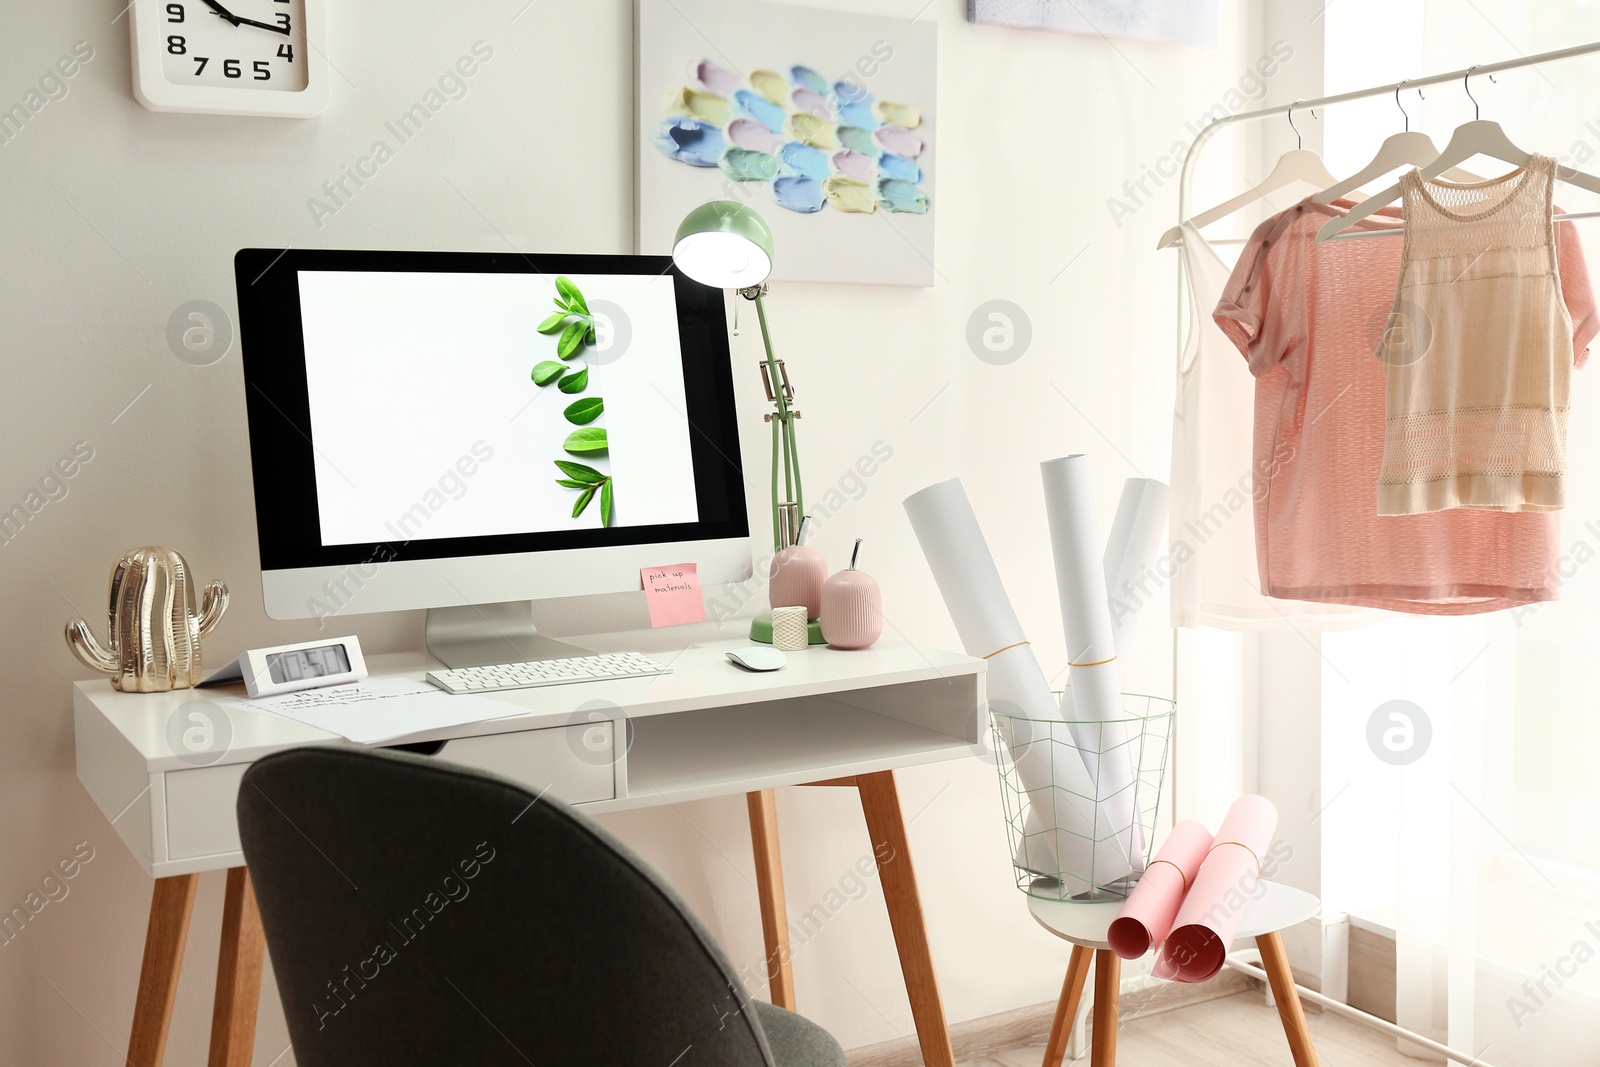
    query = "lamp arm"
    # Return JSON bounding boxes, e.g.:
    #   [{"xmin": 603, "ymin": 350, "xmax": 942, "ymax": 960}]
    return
[
  {"xmin": 784, "ymin": 407, "xmax": 804, "ymax": 516},
  {"xmin": 770, "ymin": 415, "xmax": 782, "ymax": 552},
  {"xmin": 753, "ymin": 294, "xmax": 803, "ymax": 549}
]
